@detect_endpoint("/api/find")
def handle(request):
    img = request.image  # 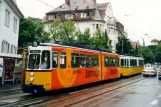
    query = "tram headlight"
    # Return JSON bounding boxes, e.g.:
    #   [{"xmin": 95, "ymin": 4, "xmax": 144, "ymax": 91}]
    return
[
  {"xmin": 30, "ymin": 72, "xmax": 34, "ymax": 77},
  {"xmin": 30, "ymin": 77, "xmax": 34, "ymax": 82}
]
